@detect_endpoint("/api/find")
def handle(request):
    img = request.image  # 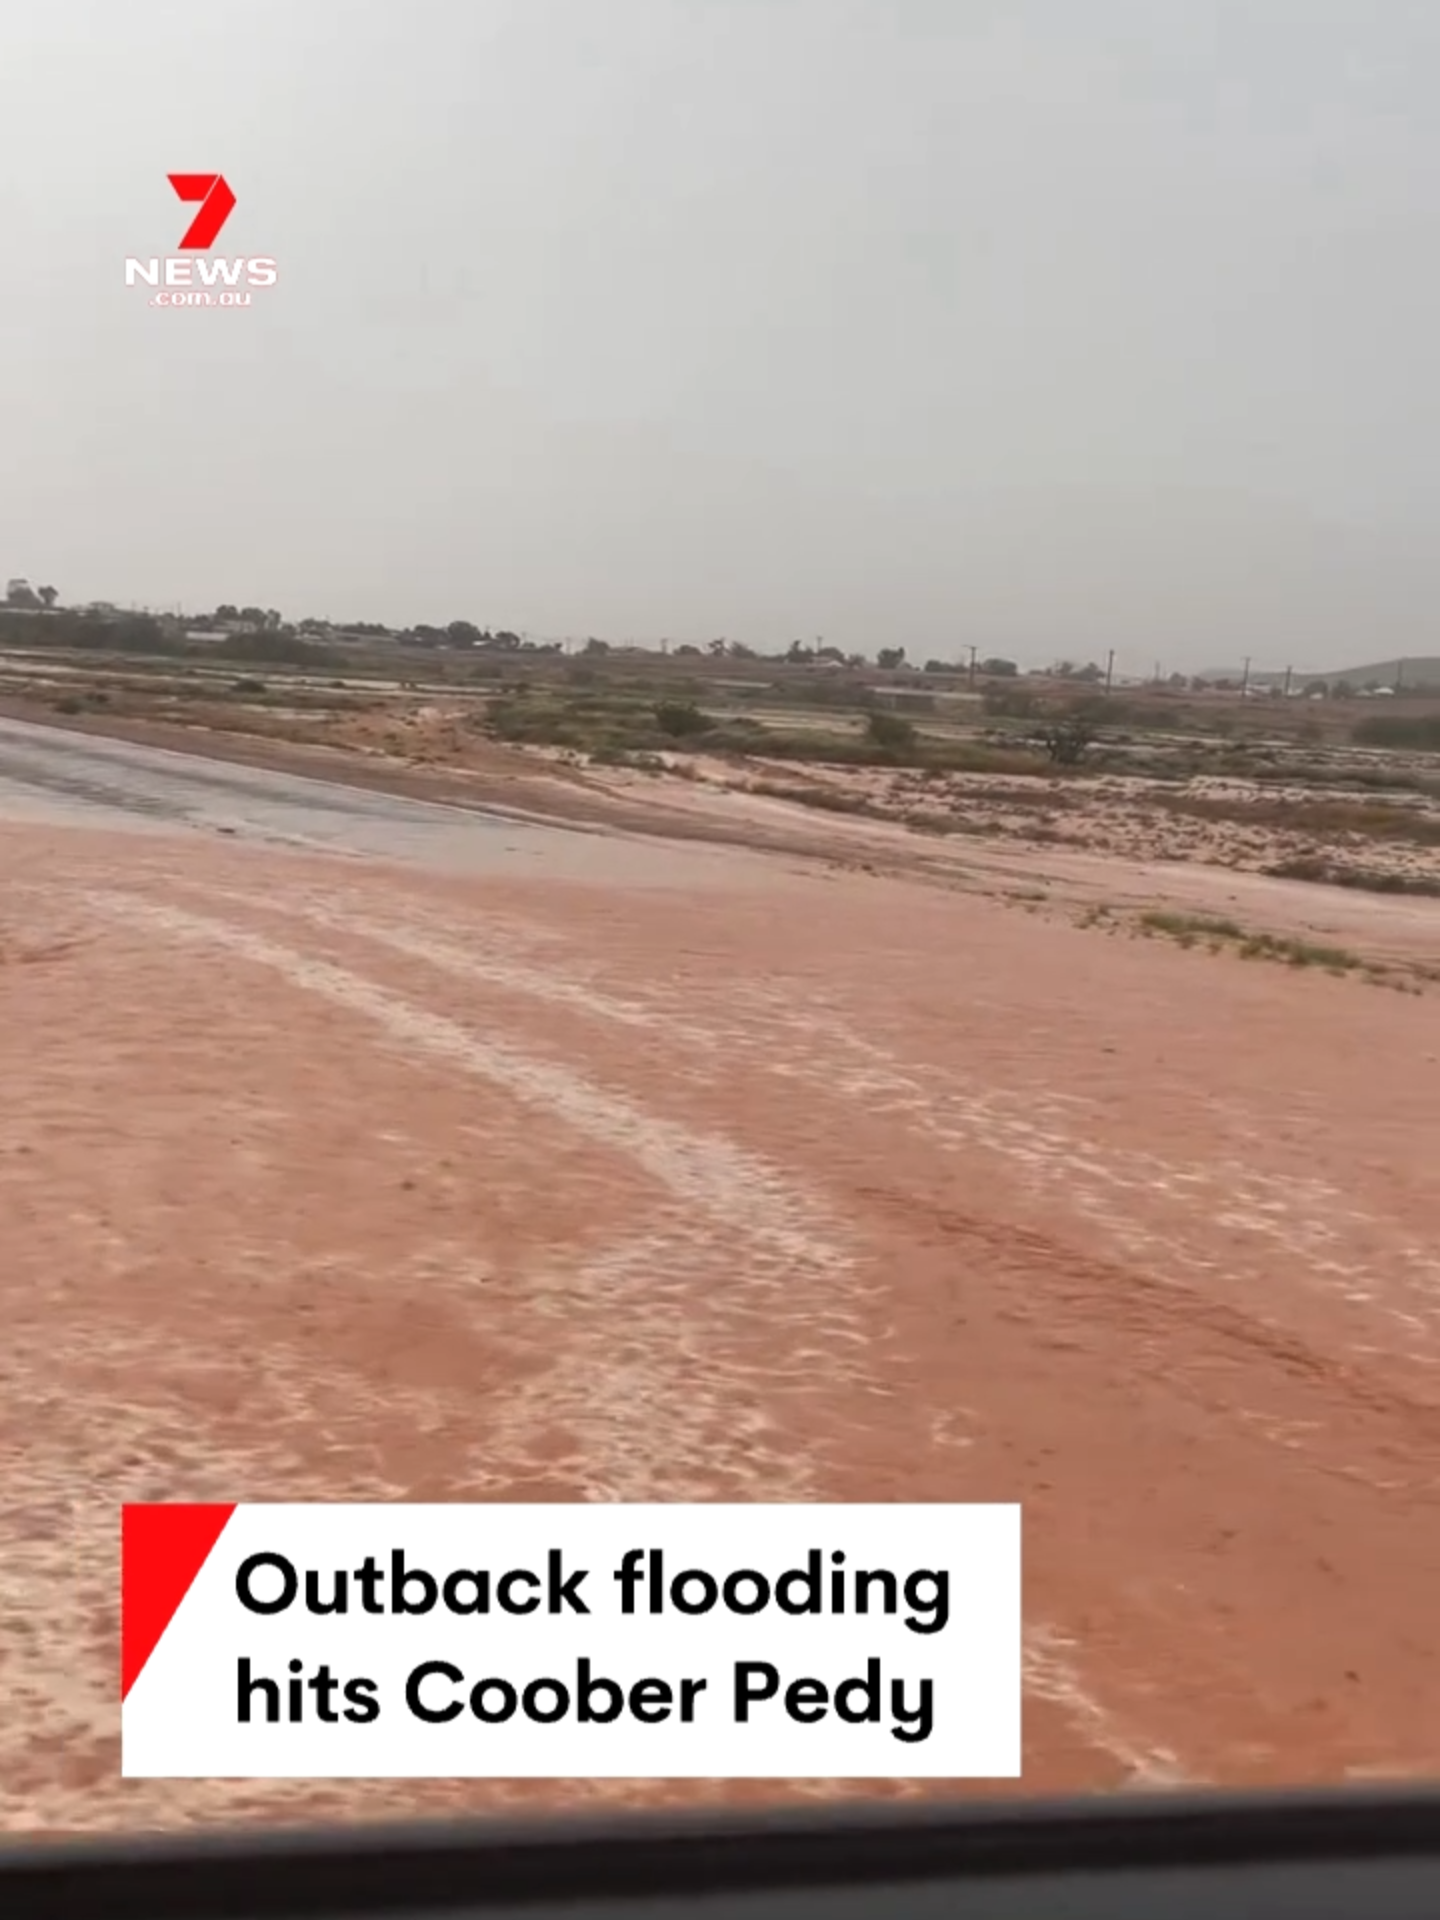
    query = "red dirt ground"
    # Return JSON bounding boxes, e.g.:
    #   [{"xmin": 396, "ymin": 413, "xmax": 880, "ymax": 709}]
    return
[{"xmin": 1, "ymin": 815, "xmax": 1437, "ymax": 1832}]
